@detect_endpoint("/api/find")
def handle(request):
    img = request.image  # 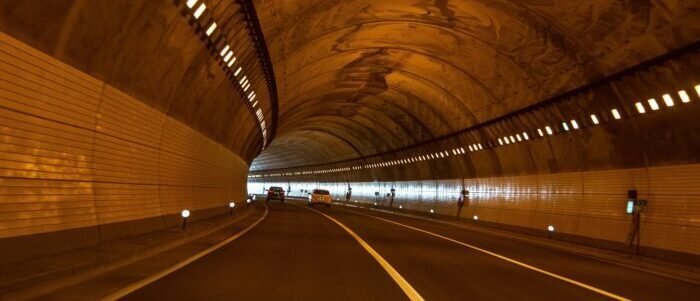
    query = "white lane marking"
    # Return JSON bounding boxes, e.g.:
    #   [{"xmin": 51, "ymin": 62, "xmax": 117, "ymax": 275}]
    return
[
  {"xmin": 293, "ymin": 202, "xmax": 424, "ymax": 301},
  {"xmin": 349, "ymin": 209, "xmax": 631, "ymax": 301},
  {"xmin": 102, "ymin": 205, "xmax": 269, "ymax": 301}
]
